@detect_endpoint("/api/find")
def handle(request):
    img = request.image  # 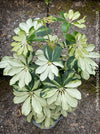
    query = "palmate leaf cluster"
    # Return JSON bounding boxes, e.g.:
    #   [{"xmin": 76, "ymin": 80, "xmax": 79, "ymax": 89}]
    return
[{"xmin": 0, "ymin": 9, "xmax": 100, "ymax": 128}]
